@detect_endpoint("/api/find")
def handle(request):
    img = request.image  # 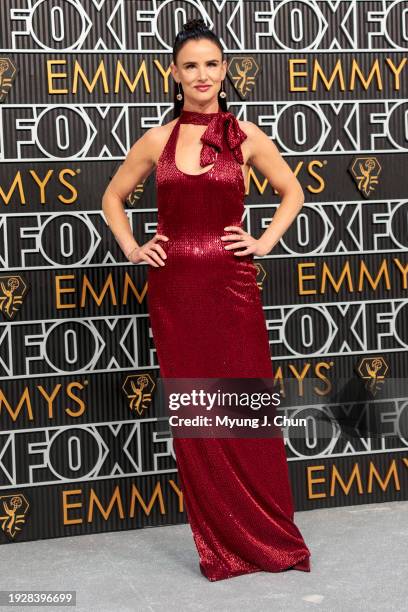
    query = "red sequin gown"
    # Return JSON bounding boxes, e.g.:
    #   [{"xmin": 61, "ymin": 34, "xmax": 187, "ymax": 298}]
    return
[{"xmin": 147, "ymin": 107, "xmax": 311, "ymax": 581}]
